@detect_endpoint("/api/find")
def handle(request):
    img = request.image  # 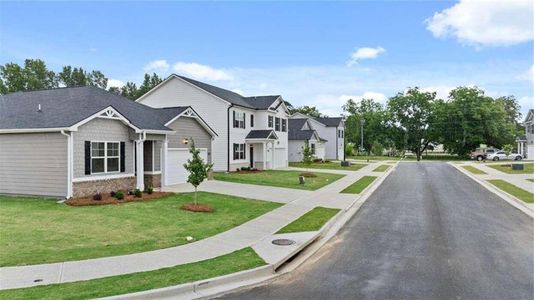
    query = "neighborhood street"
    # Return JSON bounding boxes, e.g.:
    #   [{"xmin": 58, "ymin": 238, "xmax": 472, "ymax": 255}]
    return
[{"xmin": 219, "ymin": 162, "xmax": 534, "ymax": 300}]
